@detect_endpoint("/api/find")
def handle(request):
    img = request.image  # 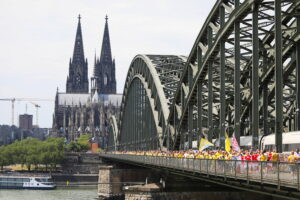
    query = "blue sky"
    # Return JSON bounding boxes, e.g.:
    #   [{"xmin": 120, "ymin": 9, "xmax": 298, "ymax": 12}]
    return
[{"xmin": 0, "ymin": 0, "xmax": 215, "ymax": 128}]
